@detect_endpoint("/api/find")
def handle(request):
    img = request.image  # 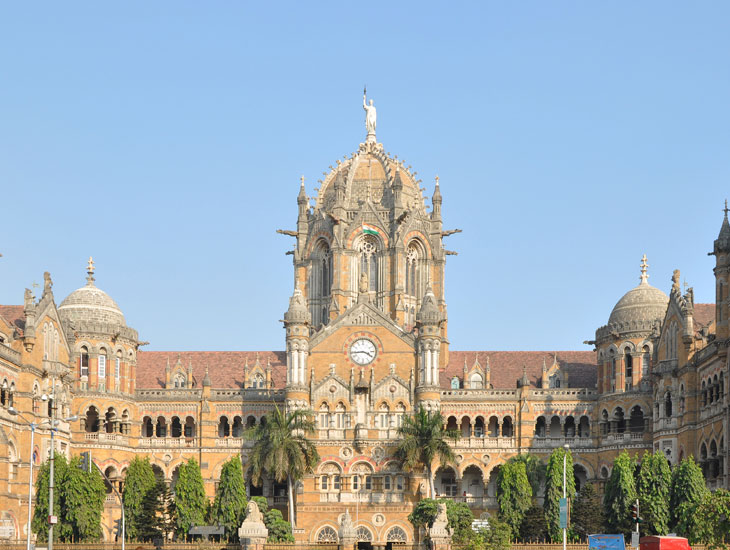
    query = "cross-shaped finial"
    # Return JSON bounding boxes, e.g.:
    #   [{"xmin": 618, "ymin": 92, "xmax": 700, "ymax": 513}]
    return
[
  {"xmin": 640, "ymin": 254, "xmax": 649, "ymax": 284},
  {"xmin": 683, "ymin": 279, "xmax": 689, "ymax": 291},
  {"xmin": 724, "ymin": 199, "xmax": 729, "ymax": 218},
  {"xmin": 86, "ymin": 256, "xmax": 96, "ymax": 284},
  {"xmin": 32, "ymin": 281, "xmax": 39, "ymax": 289},
  {"xmin": 435, "ymin": 175, "xmax": 440, "ymax": 186}
]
